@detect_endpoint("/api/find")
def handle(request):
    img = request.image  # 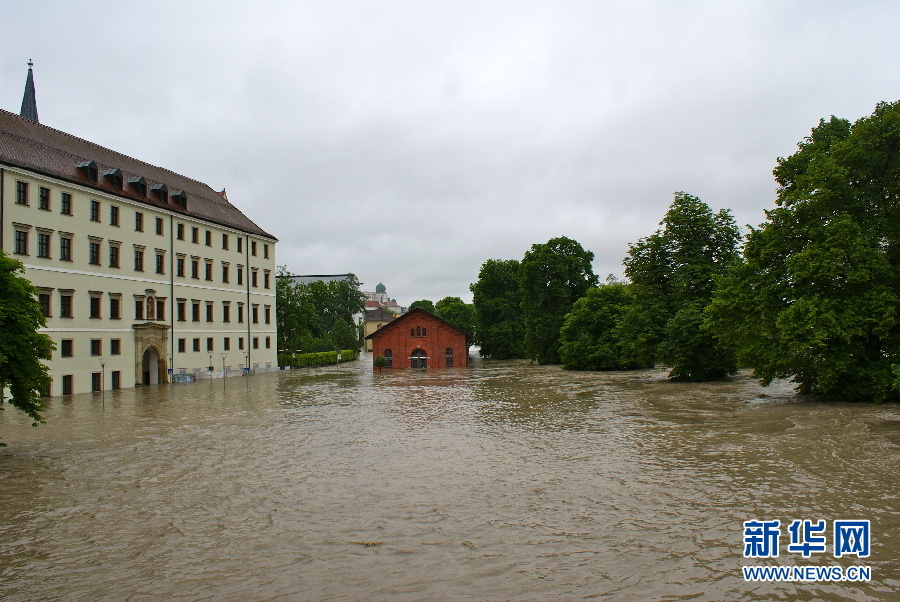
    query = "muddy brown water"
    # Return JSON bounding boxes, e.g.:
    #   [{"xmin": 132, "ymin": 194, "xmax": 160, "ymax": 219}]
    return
[{"xmin": 1, "ymin": 355, "xmax": 898, "ymax": 600}]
